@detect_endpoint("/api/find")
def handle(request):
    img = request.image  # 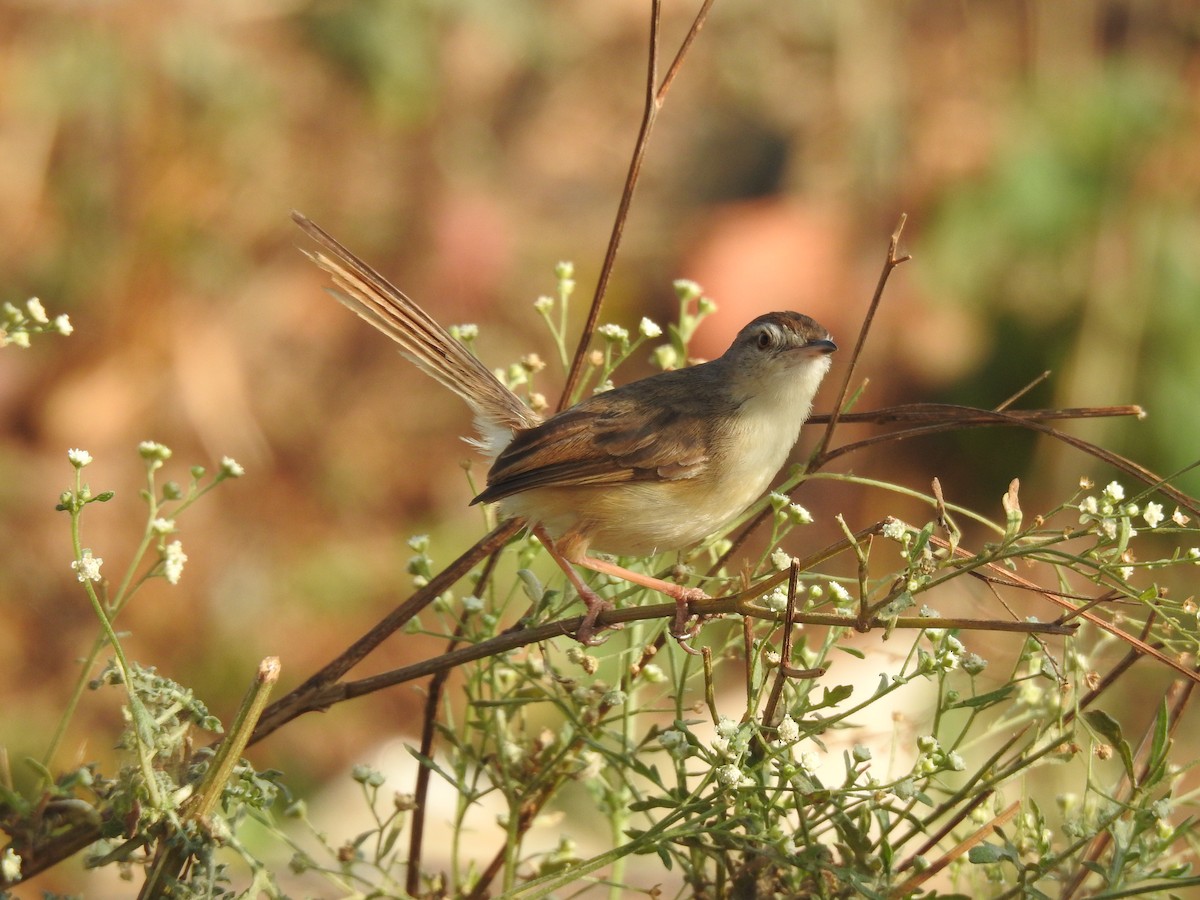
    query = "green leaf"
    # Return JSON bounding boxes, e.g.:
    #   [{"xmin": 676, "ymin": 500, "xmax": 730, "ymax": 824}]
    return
[
  {"xmin": 818, "ymin": 684, "xmax": 854, "ymax": 708},
  {"xmin": 628, "ymin": 797, "xmax": 679, "ymax": 812},
  {"xmin": 516, "ymin": 569, "xmax": 544, "ymax": 603},
  {"xmin": 947, "ymin": 685, "xmax": 1015, "ymax": 710},
  {"xmin": 968, "ymin": 843, "xmax": 1005, "ymax": 864},
  {"xmin": 910, "ymin": 523, "xmax": 934, "ymax": 562},
  {"xmin": 1084, "ymin": 709, "xmax": 1136, "ymax": 781},
  {"xmin": 1145, "ymin": 697, "xmax": 1171, "ymax": 786}
]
